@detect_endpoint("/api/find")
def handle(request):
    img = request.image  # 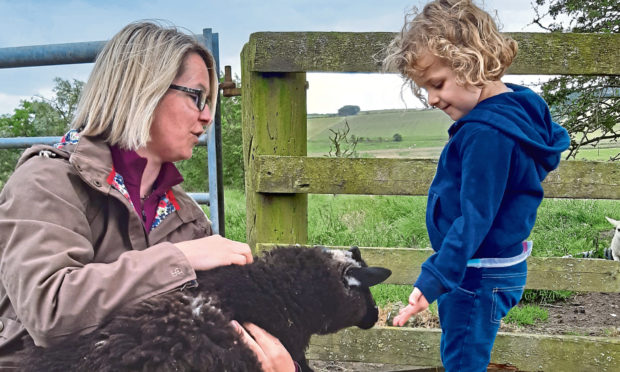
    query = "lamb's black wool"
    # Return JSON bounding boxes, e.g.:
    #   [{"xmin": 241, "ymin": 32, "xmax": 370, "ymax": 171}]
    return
[{"xmin": 19, "ymin": 245, "xmax": 391, "ymax": 372}]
